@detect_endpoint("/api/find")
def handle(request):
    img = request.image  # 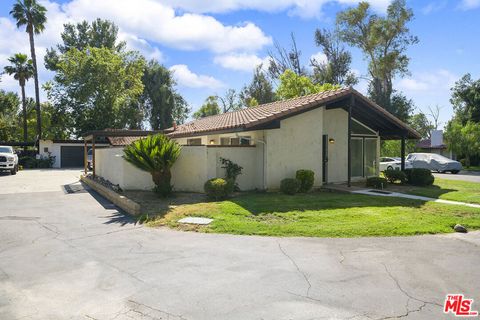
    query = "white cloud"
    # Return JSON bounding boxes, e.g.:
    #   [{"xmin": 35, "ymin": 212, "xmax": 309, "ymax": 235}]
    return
[
  {"xmin": 459, "ymin": 0, "xmax": 480, "ymax": 10},
  {"xmin": 169, "ymin": 64, "xmax": 224, "ymax": 89},
  {"xmin": 310, "ymin": 51, "xmax": 328, "ymax": 65},
  {"xmin": 397, "ymin": 69, "xmax": 458, "ymax": 92},
  {"xmin": 422, "ymin": 1, "xmax": 447, "ymax": 14},
  {"xmin": 61, "ymin": 0, "xmax": 271, "ymax": 53},
  {"xmin": 163, "ymin": 0, "xmax": 391, "ymax": 18},
  {"xmin": 213, "ymin": 53, "xmax": 270, "ymax": 72}
]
